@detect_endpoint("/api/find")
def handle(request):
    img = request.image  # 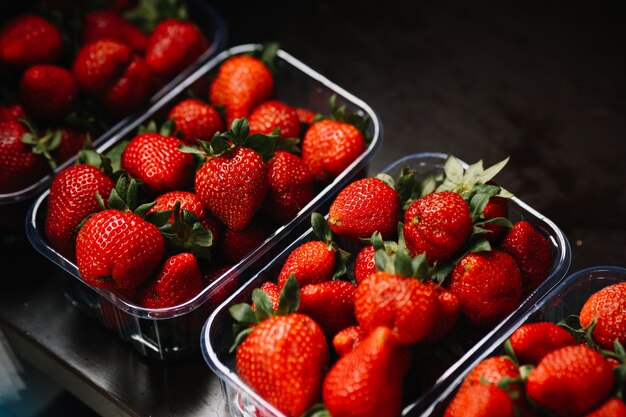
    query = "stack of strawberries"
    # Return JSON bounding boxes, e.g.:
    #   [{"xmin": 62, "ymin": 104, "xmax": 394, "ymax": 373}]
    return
[
  {"xmin": 228, "ymin": 155, "xmax": 554, "ymax": 417},
  {"xmin": 43, "ymin": 48, "xmax": 371, "ymax": 310},
  {"xmin": 0, "ymin": 0, "xmax": 208, "ymax": 194}
]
